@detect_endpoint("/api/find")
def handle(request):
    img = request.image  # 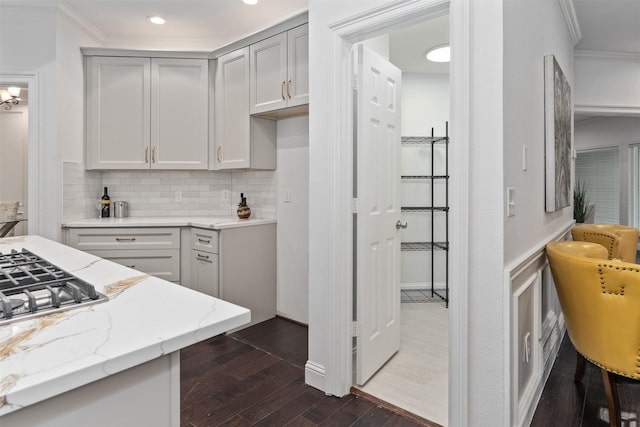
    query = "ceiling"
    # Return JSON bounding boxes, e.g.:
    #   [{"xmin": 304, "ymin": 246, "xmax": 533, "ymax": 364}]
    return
[
  {"xmin": 1, "ymin": 1, "xmax": 637, "ymax": 72},
  {"xmin": 573, "ymin": 0, "xmax": 640, "ymax": 53},
  {"xmin": 1, "ymin": 0, "xmax": 308, "ymax": 51}
]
